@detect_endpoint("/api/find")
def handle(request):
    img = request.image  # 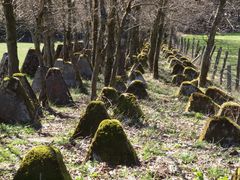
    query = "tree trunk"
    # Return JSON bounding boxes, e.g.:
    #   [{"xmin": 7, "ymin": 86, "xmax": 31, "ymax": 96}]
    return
[
  {"xmin": 199, "ymin": 0, "xmax": 226, "ymax": 87},
  {"xmin": 104, "ymin": 0, "xmax": 116, "ymax": 86},
  {"xmin": 109, "ymin": 0, "xmax": 133, "ymax": 86},
  {"xmin": 153, "ymin": 0, "xmax": 167, "ymax": 79},
  {"xmin": 148, "ymin": 8, "xmax": 162, "ymax": 72},
  {"xmin": 3, "ymin": 0, "xmax": 20, "ymax": 76},
  {"xmin": 91, "ymin": 0, "xmax": 99, "ymax": 67},
  {"xmin": 91, "ymin": 0, "xmax": 107, "ymax": 100}
]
